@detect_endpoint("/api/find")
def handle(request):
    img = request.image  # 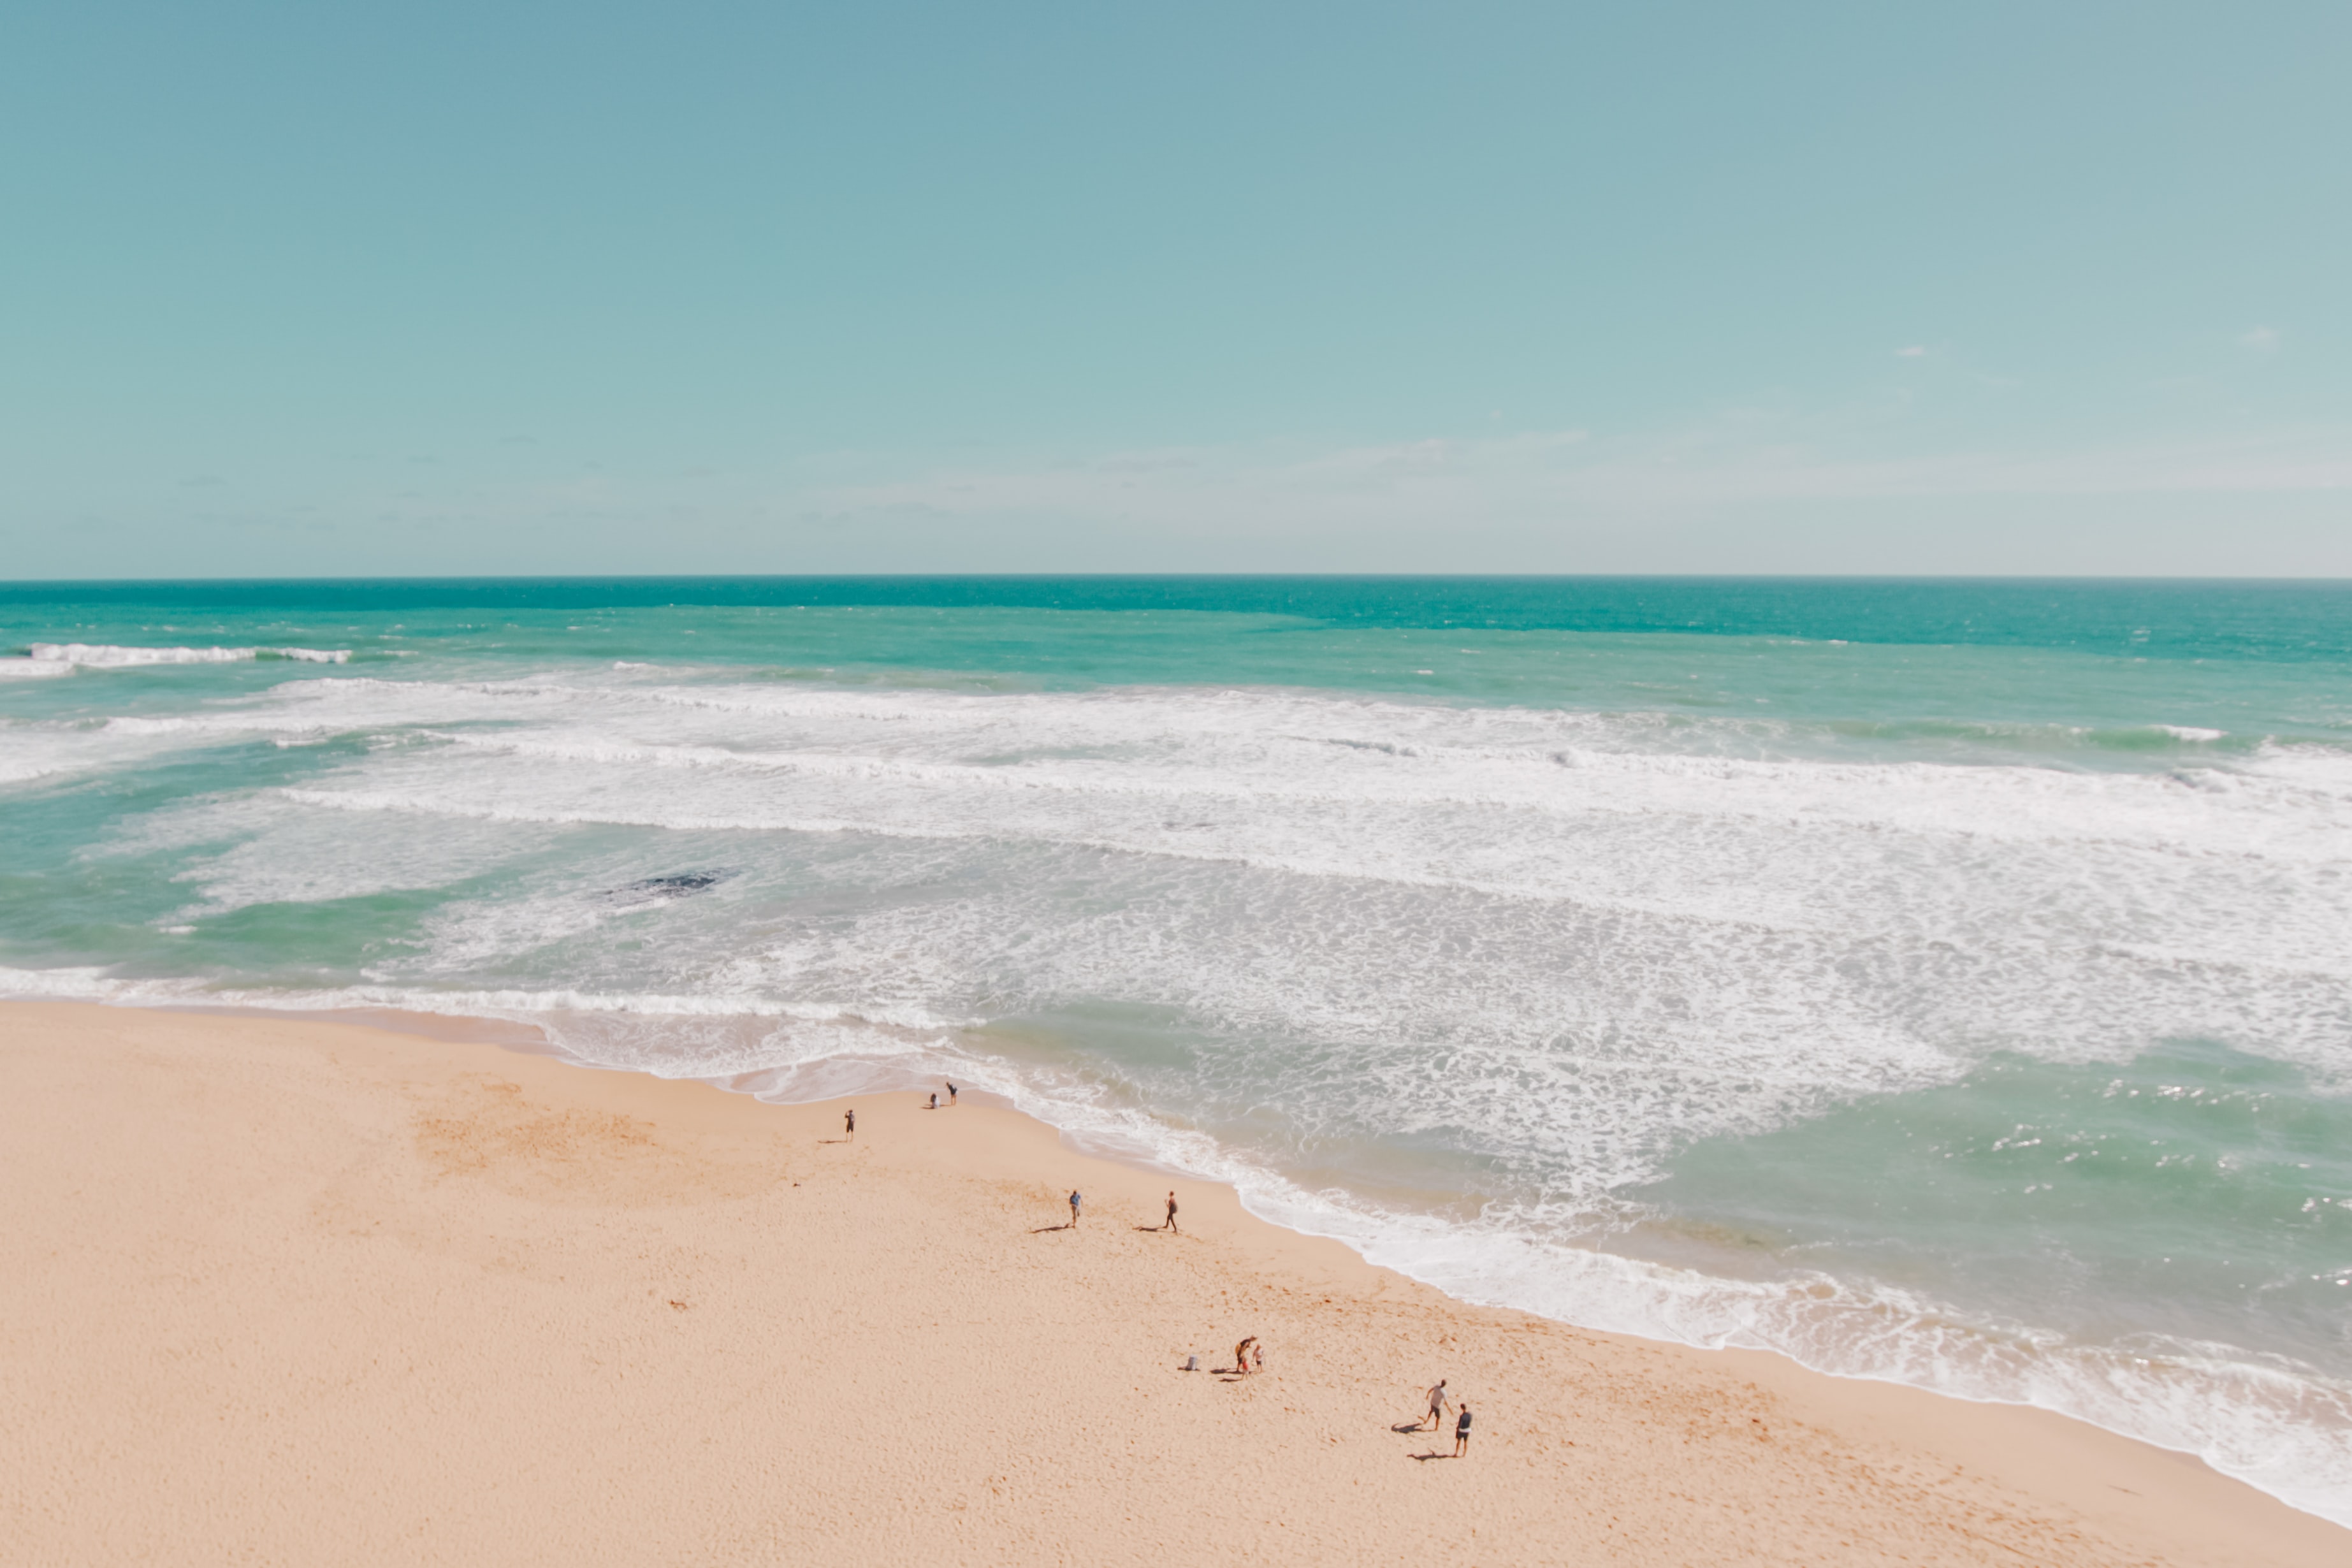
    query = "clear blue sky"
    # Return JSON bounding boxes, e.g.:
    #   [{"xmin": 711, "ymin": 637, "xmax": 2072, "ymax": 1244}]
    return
[{"xmin": 3, "ymin": 2, "xmax": 2346, "ymax": 576}]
